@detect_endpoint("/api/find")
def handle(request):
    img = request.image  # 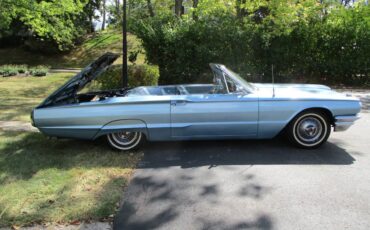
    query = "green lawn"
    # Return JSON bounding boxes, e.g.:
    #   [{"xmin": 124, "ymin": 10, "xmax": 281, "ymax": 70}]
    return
[
  {"xmin": 0, "ymin": 73, "xmax": 73, "ymax": 122},
  {"xmin": 0, "ymin": 74, "xmax": 142, "ymax": 227},
  {"xmin": 0, "ymin": 131, "xmax": 142, "ymax": 227}
]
